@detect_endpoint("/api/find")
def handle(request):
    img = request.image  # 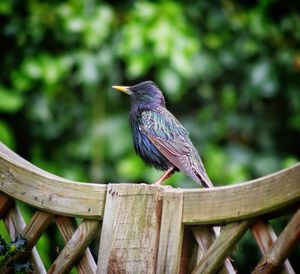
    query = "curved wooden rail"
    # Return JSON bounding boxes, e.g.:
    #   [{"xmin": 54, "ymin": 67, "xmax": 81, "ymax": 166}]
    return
[
  {"xmin": 183, "ymin": 163, "xmax": 300, "ymax": 224},
  {"xmin": 0, "ymin": 142, "xmax": 106, "ymax": 219},
  {"xmin": 0, "ymin": 142, "xmax": 299, "ymax": 274},
  {"xmin": 0, "ymin": 142, "xmax": 299, "ymax": 222}
]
